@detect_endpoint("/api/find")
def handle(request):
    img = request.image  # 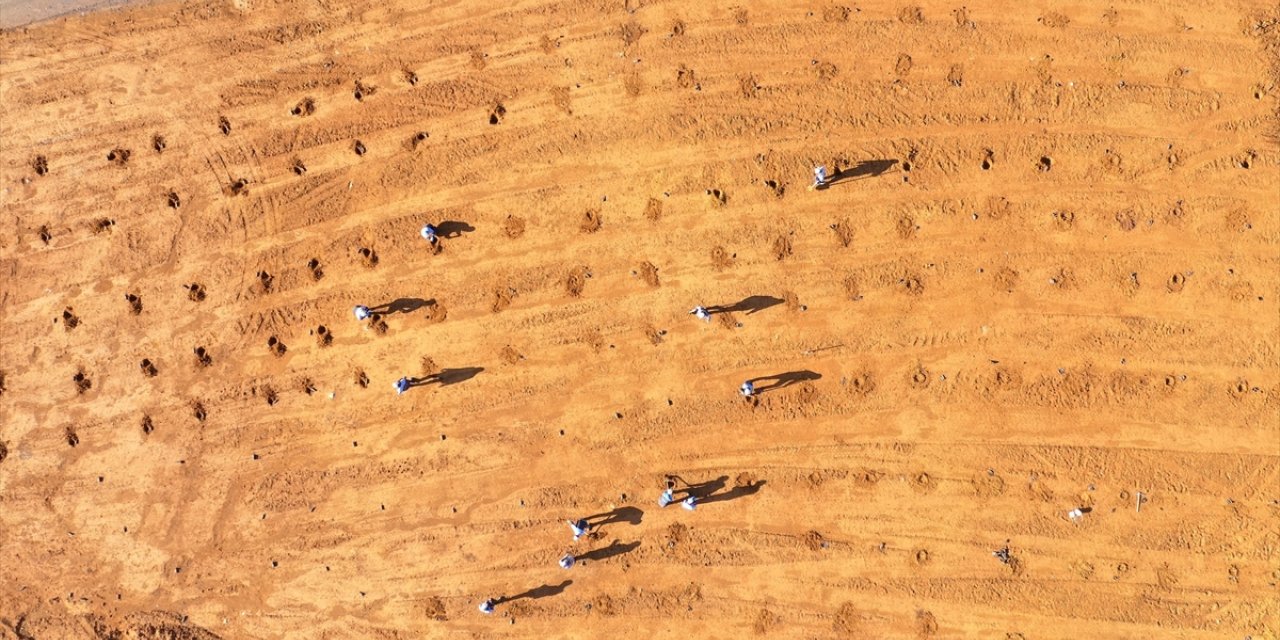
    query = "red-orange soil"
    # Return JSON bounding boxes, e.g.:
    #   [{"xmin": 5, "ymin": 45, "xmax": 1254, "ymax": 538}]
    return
[{"xmin": 1, "ymin": 1, "xmax": 1278, "ymax": 638}]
